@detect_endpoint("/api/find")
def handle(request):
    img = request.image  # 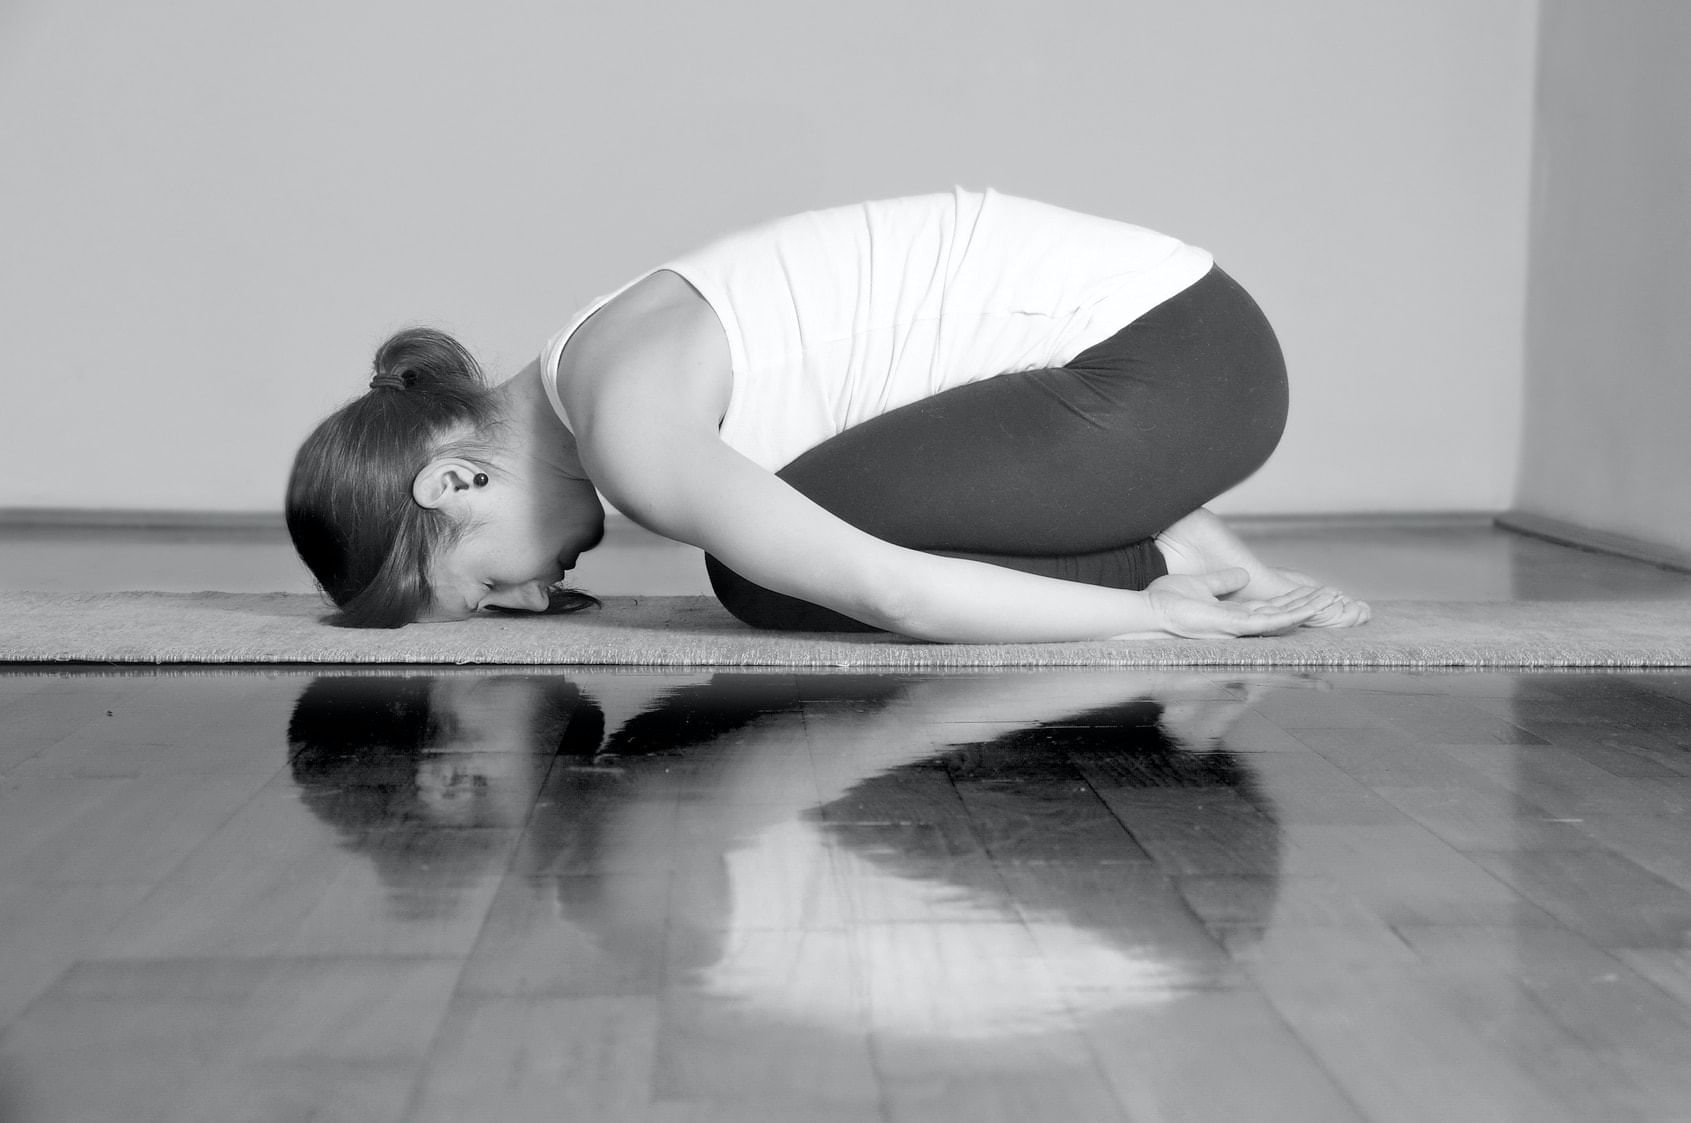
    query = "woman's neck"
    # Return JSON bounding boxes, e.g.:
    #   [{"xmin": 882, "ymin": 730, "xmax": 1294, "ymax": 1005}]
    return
[{"xmin": 490, "ymin": 361, "xmax": 592, "ymax": 483}]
